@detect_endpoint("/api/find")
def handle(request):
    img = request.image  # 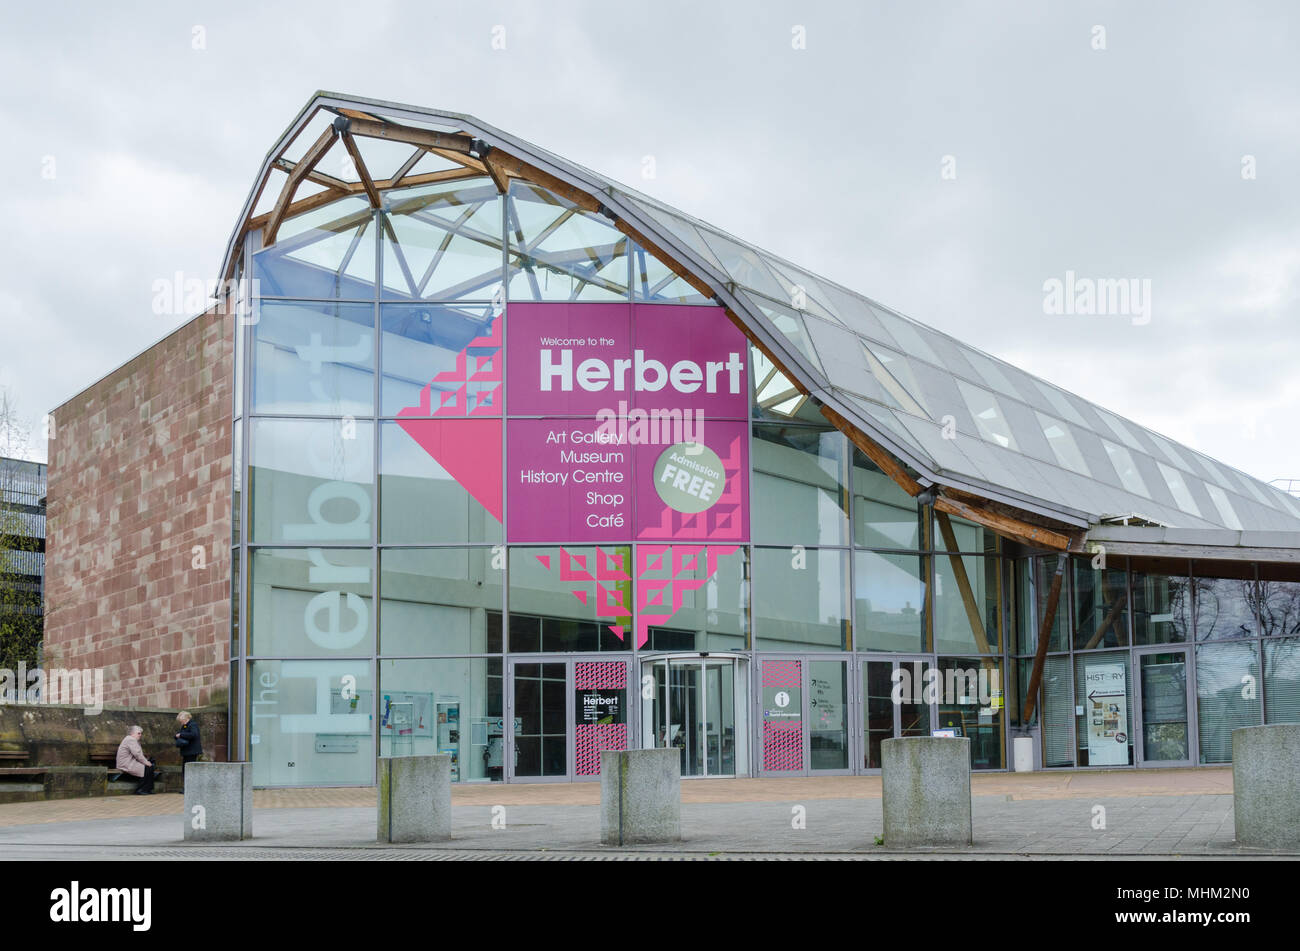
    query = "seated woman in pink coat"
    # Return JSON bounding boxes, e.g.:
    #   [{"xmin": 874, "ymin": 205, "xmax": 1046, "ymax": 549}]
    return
[{"xmin": 115, "ymin": 726, "xmax": 157, "ymax": 795}]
